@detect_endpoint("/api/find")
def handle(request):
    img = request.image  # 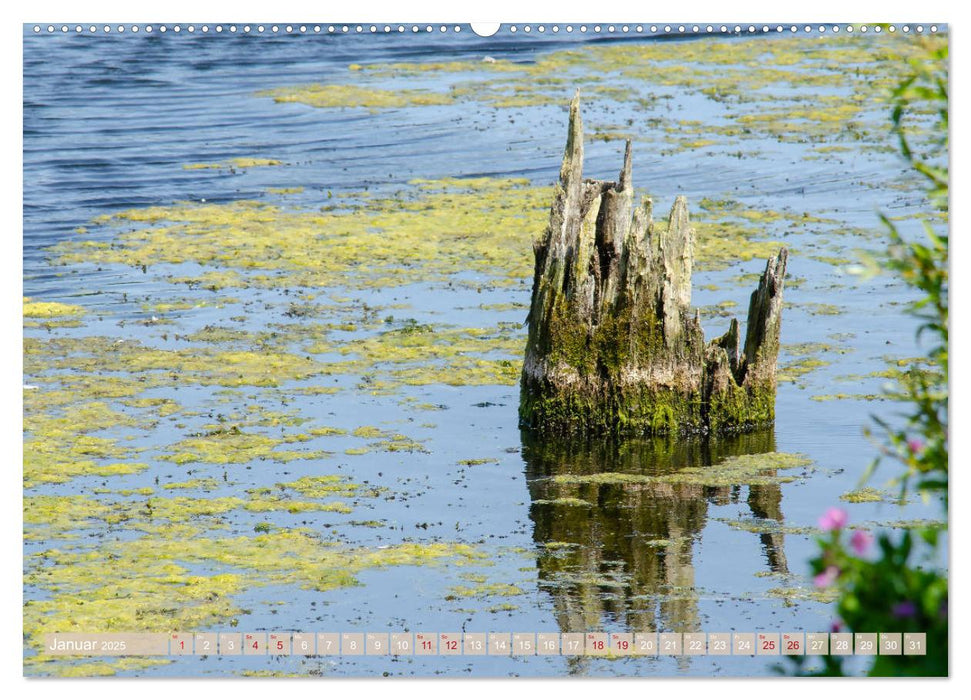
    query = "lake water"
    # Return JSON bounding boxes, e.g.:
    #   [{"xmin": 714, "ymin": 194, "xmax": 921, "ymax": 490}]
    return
[{"xmin": 22, "ymin": 25, "xmax": 946, "ymax": 677}]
